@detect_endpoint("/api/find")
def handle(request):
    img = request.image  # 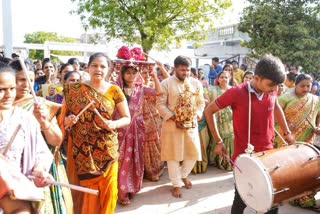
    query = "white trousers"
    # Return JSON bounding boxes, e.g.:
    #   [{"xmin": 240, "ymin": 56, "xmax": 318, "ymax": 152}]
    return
[{"xmin": 167, "ymin": 160, "xmax": 196, "ymax": 187}]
